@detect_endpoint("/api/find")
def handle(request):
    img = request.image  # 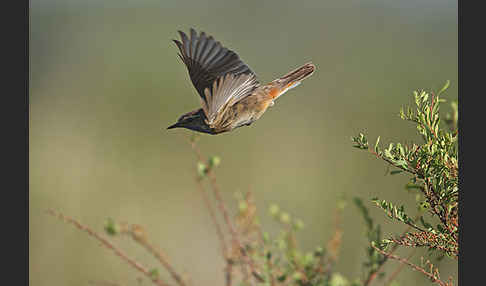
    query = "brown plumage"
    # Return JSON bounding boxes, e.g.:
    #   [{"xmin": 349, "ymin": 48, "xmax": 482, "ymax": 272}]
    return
[{"xmin": 168, "ymin": 28, "xmax": 316, "ymax": 135}]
